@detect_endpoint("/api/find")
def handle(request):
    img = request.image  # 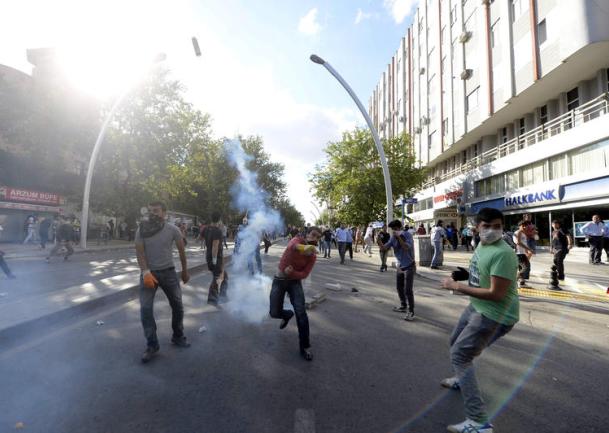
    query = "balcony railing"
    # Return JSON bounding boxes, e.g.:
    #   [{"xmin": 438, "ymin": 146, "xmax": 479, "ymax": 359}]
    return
[{"xmin": 421, "ymin": 91, "xmax": 609, "ymax": 189}]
